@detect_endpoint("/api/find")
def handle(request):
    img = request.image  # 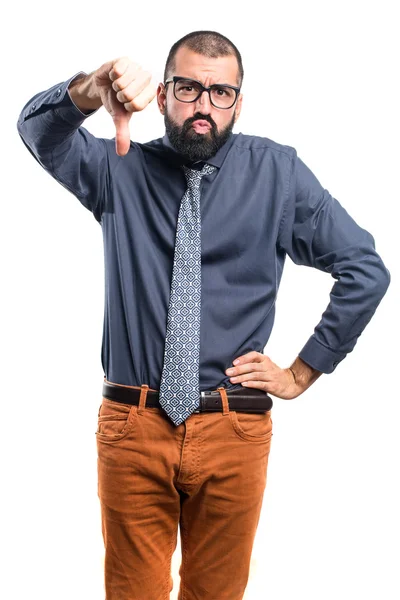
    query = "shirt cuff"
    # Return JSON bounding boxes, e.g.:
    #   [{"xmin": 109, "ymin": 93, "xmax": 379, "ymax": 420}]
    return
[{"xmin": 298, "ymin": 336, "xmax": 347, "ymax": 374}]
